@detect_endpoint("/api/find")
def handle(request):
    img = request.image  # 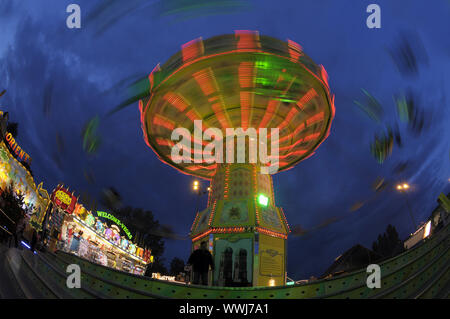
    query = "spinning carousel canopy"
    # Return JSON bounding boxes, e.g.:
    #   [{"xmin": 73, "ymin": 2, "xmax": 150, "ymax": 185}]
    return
[{"xmin": 140, "ymin": 31, "xmax": 335, "ymax": 179}]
